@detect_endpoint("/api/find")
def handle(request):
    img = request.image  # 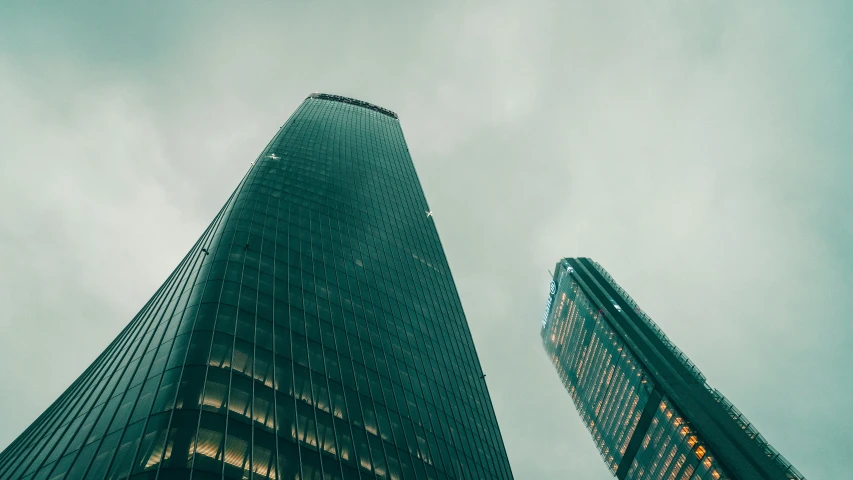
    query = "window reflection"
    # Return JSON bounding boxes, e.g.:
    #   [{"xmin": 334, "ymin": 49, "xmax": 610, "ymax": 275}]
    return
[
  {"xmin": 133, "ymin": 413, "xmax": 170, "ymax": 472},
  {"xmin": 254, "ymin": 385, "xmax": 276, "ymax": 431},
  {"xmin": 208, "ymin": 332, "xmax": 233, "ymax": 369},
  {"xmin": 296, "ymin": 402, "xmax": 318, "ymax": 448},
  {"xmin": 192, "ymin": 426, "xmax": 224, "ymax": 474},
  {"xmin": 277, "ymin": 392, "xmax": 297, "ymax": 441},
  {"xmin": 255, "ymin": 348, "xmax": 275, "ymax": 388},
  {"xmin": 229, "ymin": 375, "xmax": 253, "ymax": 419},
  {"xmin": 201, "ymin": 368, "xmax": 229, "ymax": 412},
  {"xmin": 335, "ymin": 417, "xmax": 355, "ymax": 463},
  {"xmin": 315, "ymin": 411, "xmax": 337, "ymax": 456},
  {"xmin": 351, "ymin": 427, "xmax": 374, "ymax": 472},
  {"xmin": 231, "ymin": 340, "xmax": 254, "ymax": 377},
  {"xmin": 293, "ymin": 365, "xmax": 313, "ymax": 405},
  {"xmin": 223, "ymin": 423, "xmax": 250, "ymax": 478},
  {"xmin": 189, "ymin": 418, "xmax": 280, "ymax": 480}
]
